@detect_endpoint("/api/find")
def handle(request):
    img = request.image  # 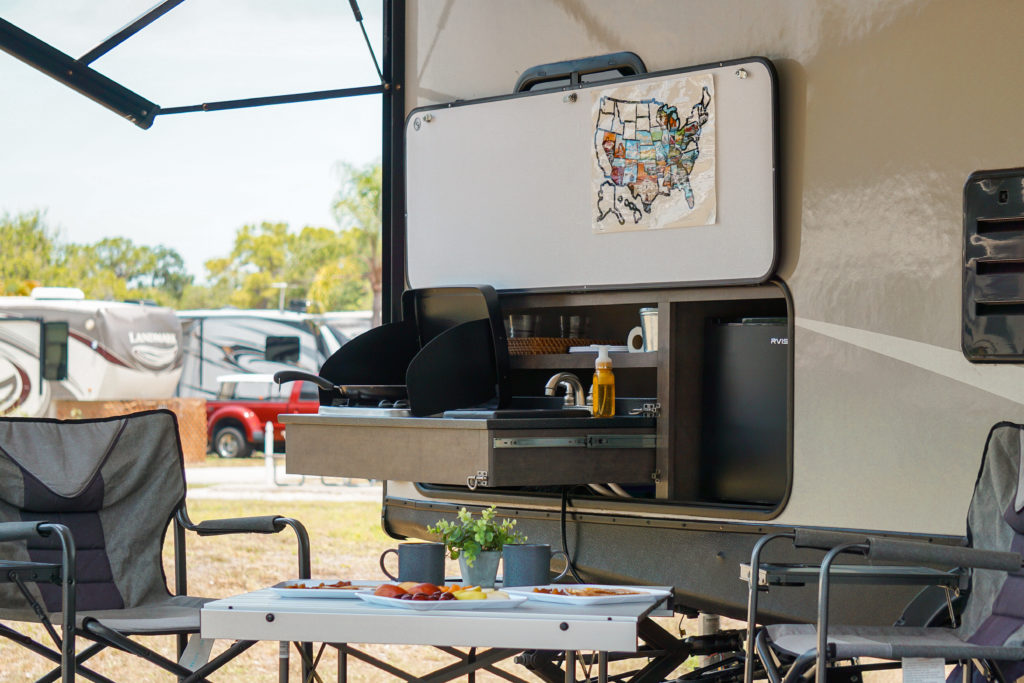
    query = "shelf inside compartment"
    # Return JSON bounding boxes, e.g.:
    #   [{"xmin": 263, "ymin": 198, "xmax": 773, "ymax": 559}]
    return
[{"xmin": 510, "ymin": 352, "xmax": 658, "ymax": 370}]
